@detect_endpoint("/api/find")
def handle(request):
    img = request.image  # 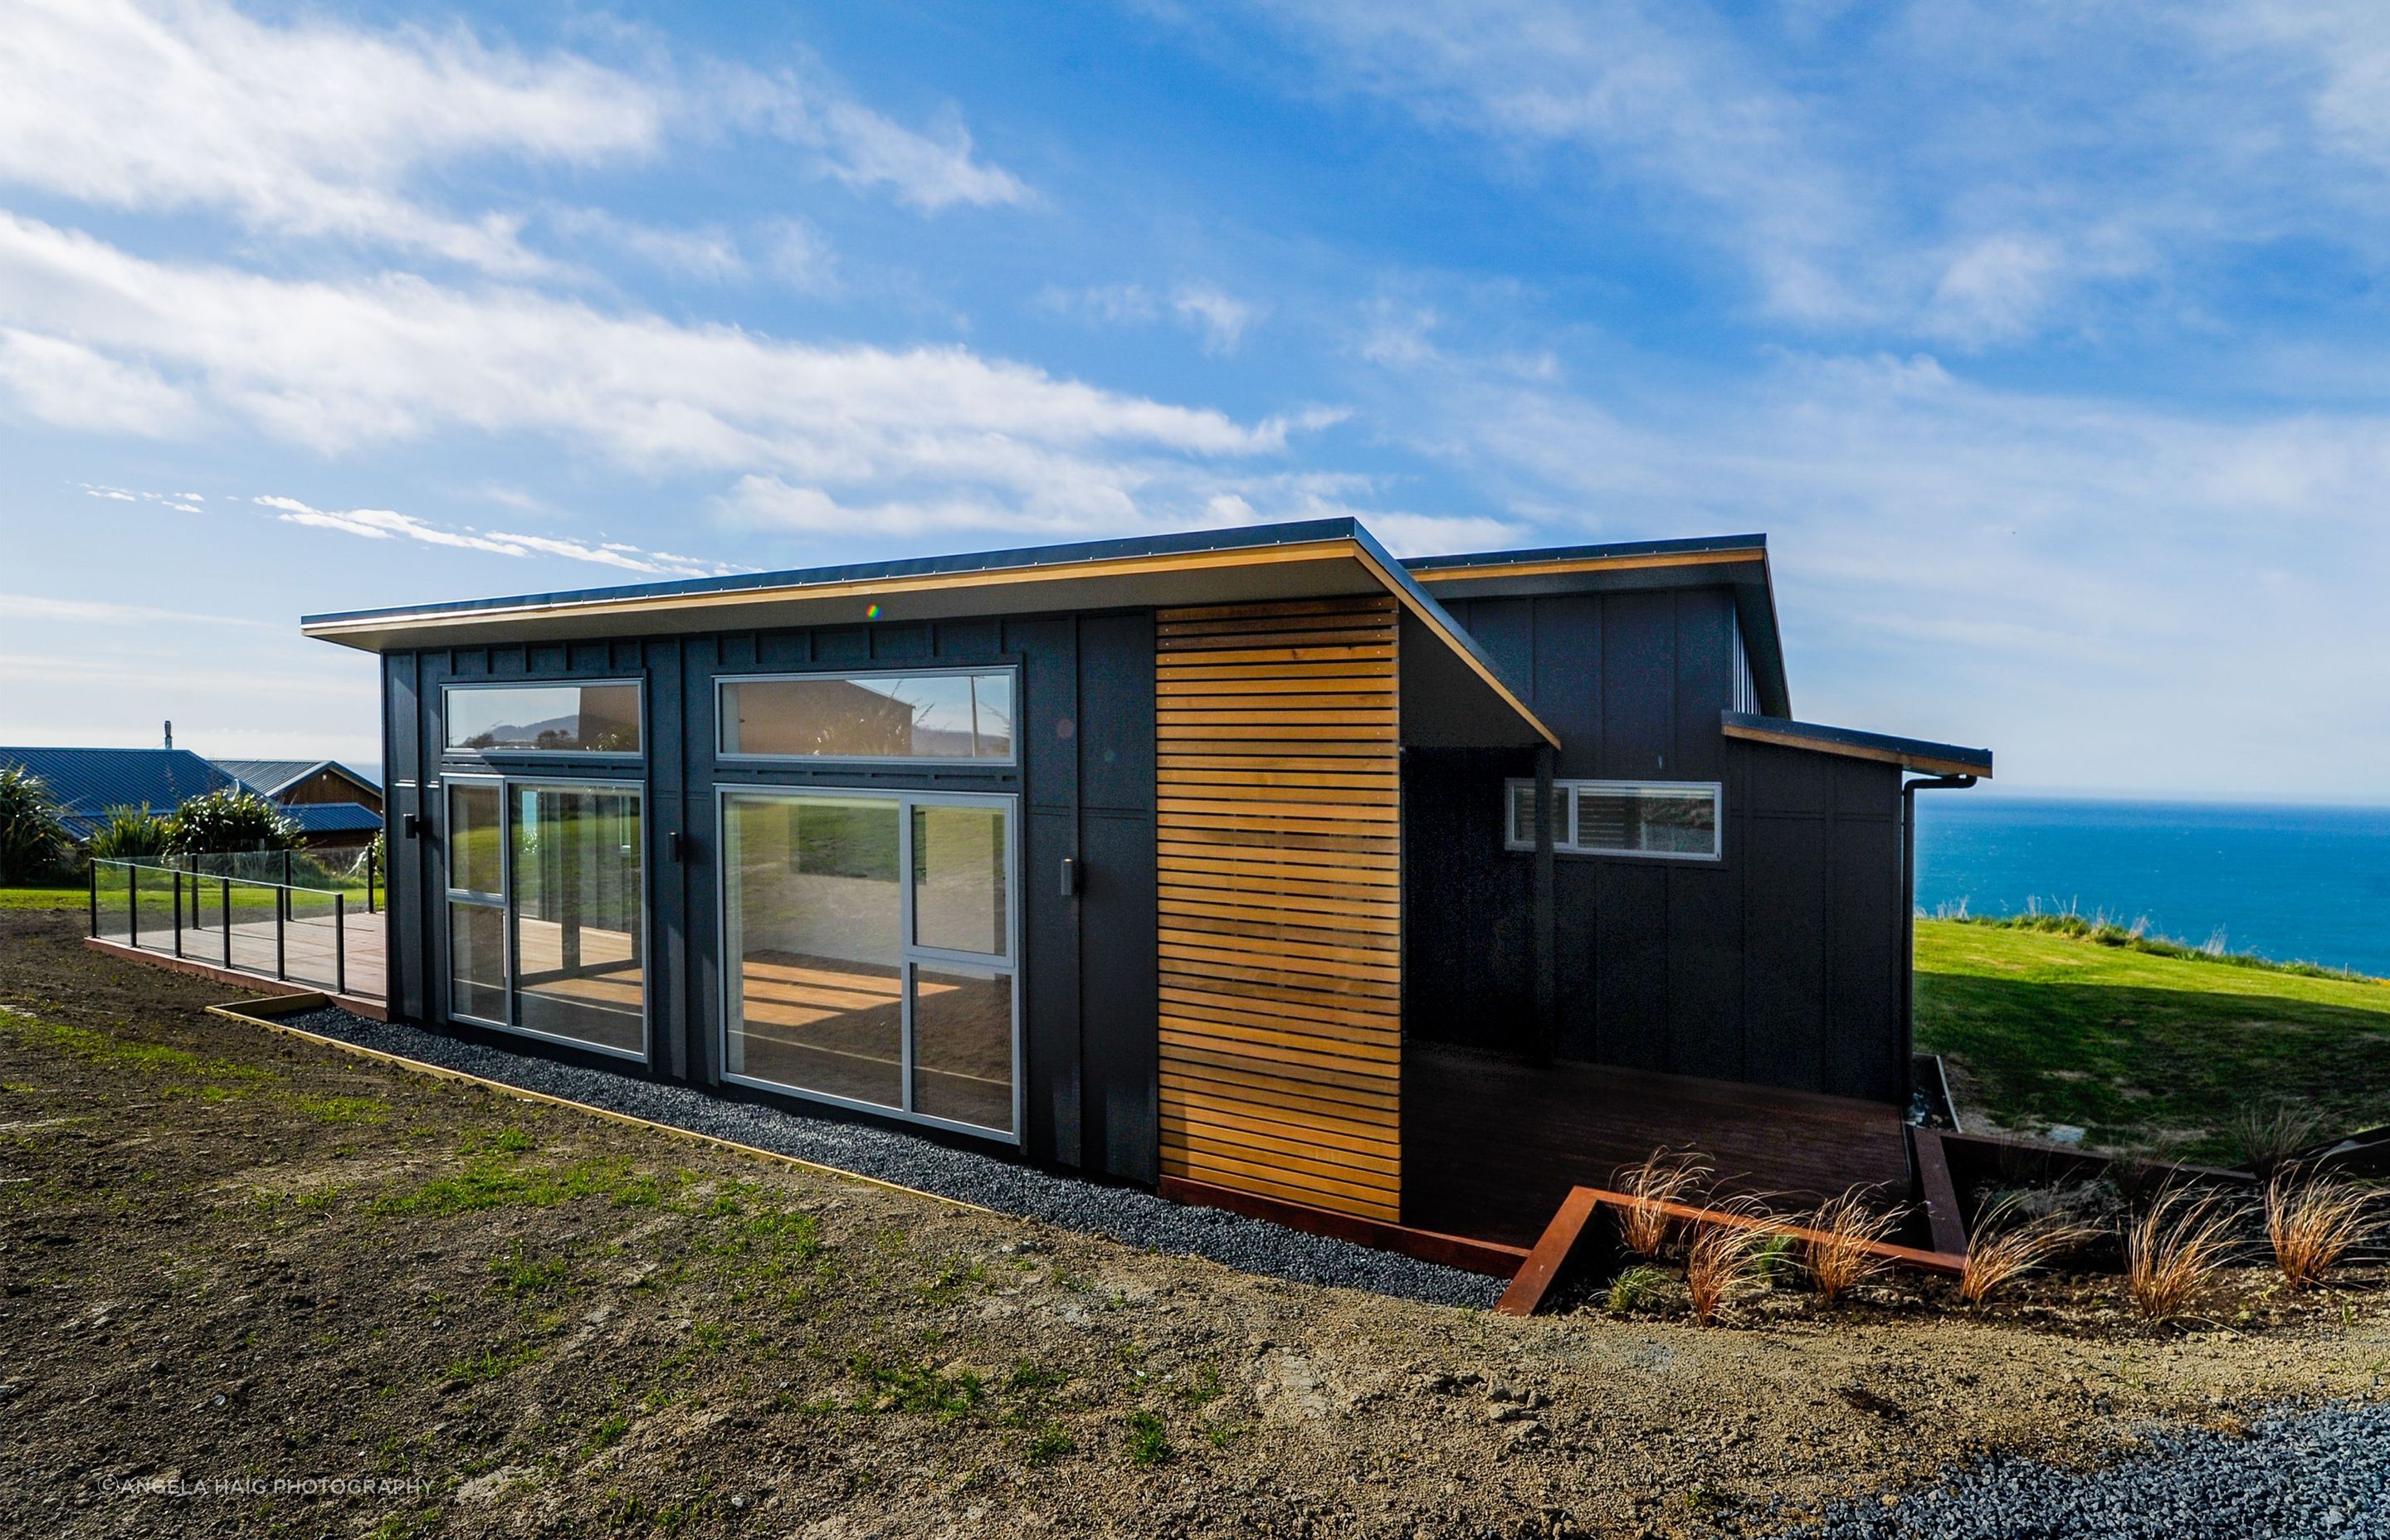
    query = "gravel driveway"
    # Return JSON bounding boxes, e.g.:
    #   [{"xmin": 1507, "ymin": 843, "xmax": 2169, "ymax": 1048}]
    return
[{"xmin": 1792, "ymin": 1399, "xmax": 2390, "ymax": 1539}]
